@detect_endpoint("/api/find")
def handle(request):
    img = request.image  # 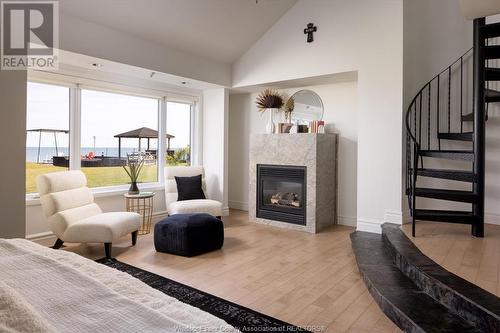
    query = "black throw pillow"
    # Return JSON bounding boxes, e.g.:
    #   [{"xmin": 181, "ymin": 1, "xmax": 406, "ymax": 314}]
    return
[{"xmin": 175, "ymin": 175, "xmax": 206, "ymax": 201}]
